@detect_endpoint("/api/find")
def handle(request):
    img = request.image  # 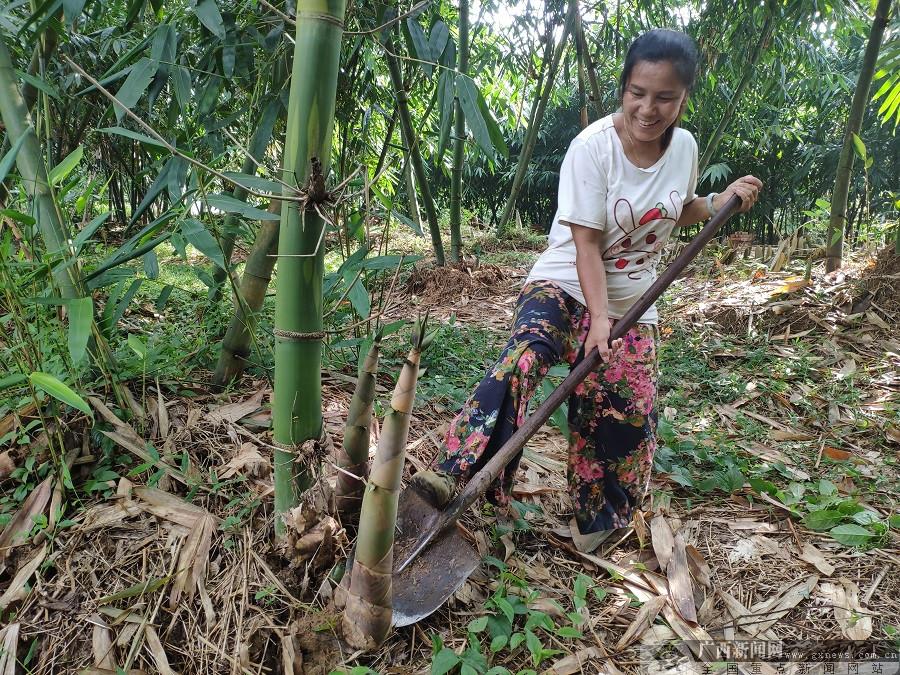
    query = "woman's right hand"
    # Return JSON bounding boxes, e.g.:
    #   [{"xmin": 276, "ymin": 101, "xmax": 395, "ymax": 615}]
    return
[{"xmin": 584, "ymin": 320, "xmax": 623, "ymax": 363}]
